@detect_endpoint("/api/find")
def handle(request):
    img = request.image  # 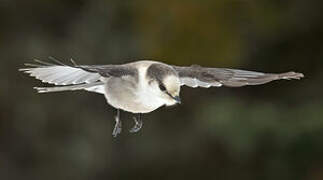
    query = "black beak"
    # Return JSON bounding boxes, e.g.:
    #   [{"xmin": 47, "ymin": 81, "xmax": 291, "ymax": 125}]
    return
[
  {"xmin": 166, "ymin": 92, "xmax": 181, "ymax": 104},
  {"xmin": 173, "ymin": 96, "xmax": 181, "ymax": 104}
]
